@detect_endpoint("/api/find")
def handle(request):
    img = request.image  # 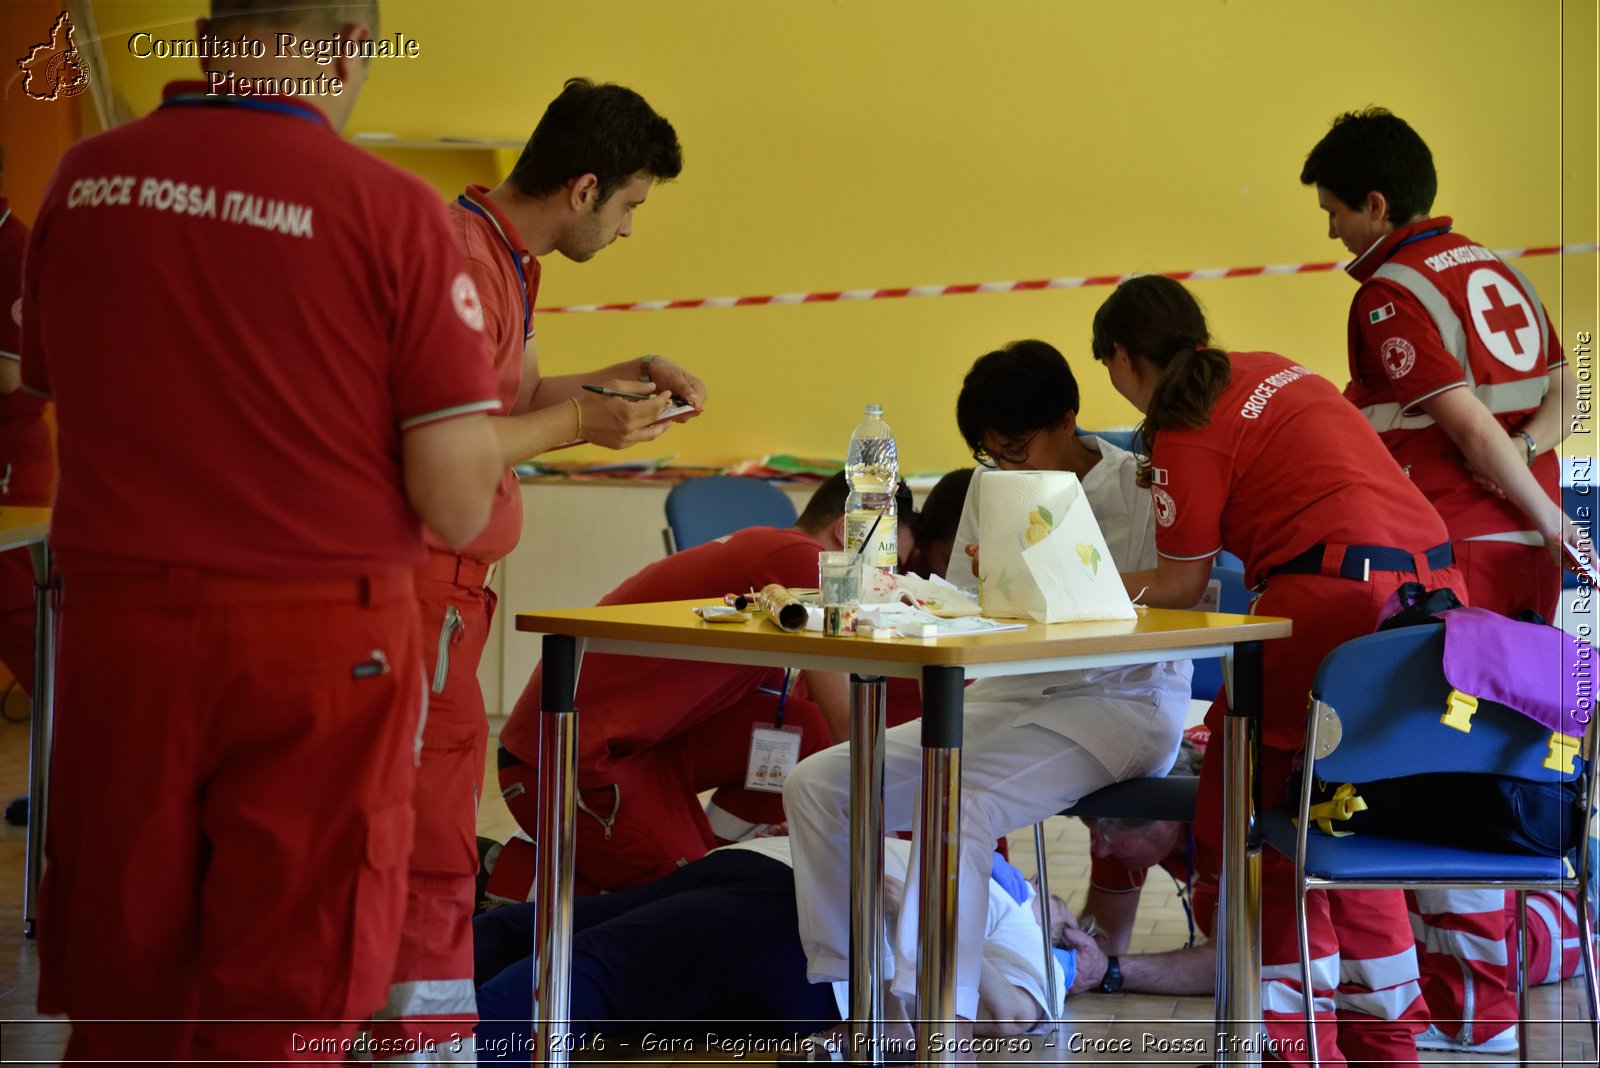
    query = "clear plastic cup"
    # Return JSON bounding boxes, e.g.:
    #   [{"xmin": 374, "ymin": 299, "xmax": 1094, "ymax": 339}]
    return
[{"xmin": 818, "ymin": 551, "xmax": 863, "ymax": 606}]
